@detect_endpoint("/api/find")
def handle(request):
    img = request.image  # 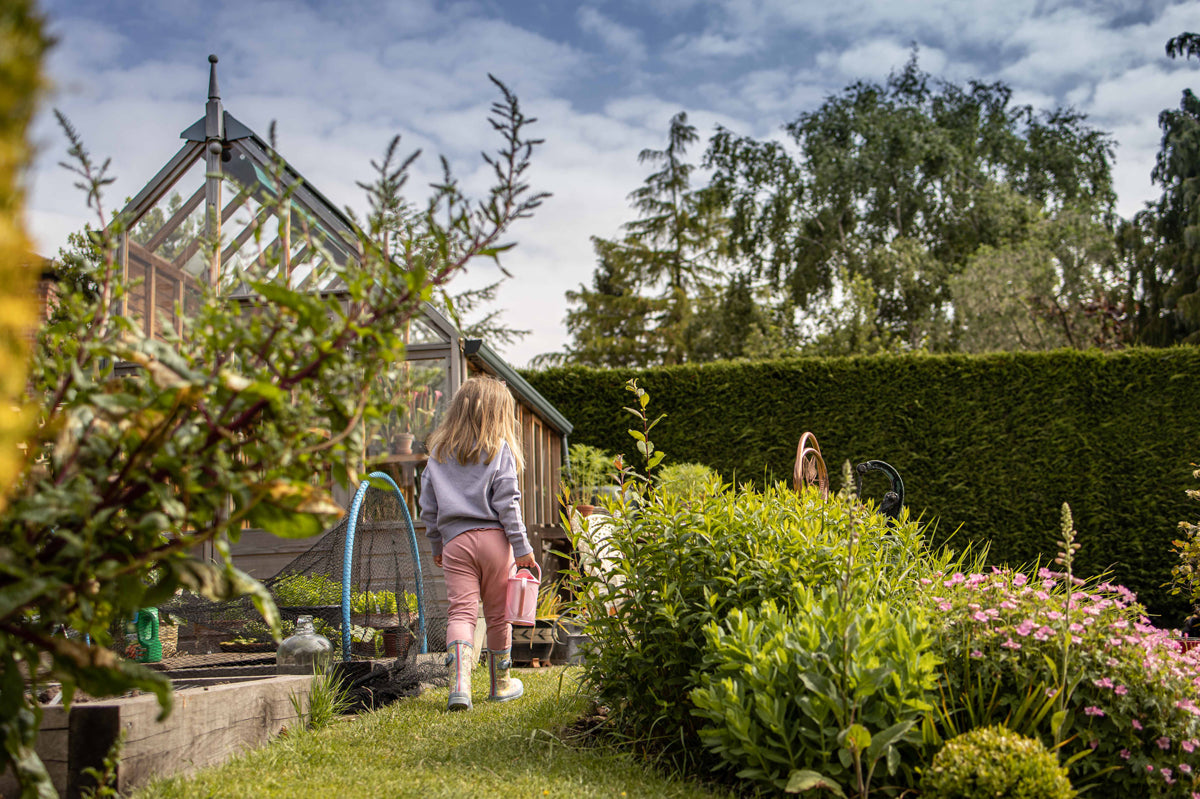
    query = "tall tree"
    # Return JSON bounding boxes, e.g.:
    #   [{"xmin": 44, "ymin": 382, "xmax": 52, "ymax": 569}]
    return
[
  {"xmin": 562, "ymin": 112, "xmax": 725, "ymax": 366},
  {"xmin": 704, "ymin": 53, "xmax": 1116, "ymax": 352},
  {"xmin": 953, "ymin": 204, "xmax": 1126, "ymax": 352},
  {"xmin": 686, "ymin": 271, "xmax": 799, "ymax": 361},
  {"xmin": 557, "ymin": 236, "xmax": 665, "ymax": 367},
  {"xmin": 1121, "ymin": 35, "xmax": 1200, "ymax": 344}
]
